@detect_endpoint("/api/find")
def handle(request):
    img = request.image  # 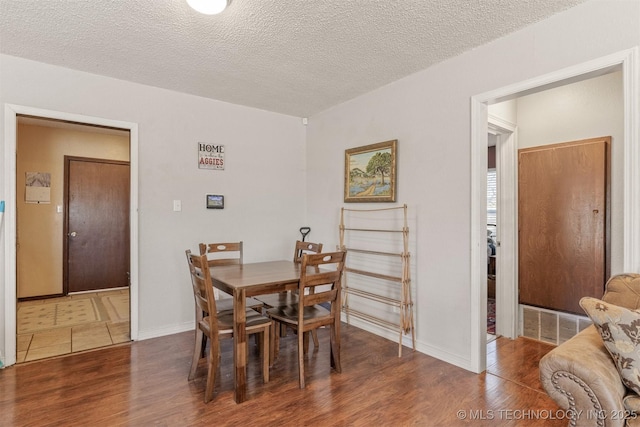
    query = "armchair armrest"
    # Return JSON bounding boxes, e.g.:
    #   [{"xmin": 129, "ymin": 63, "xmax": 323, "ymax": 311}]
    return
[{"xmin": 539, "ymin": 326, "xmax": 627, "ymax": 427}]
